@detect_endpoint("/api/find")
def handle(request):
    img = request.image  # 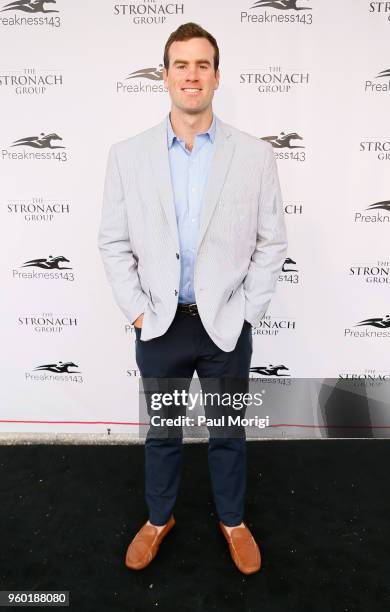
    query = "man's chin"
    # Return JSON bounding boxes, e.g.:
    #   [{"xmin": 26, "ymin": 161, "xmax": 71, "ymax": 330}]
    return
[{"xmin": 174, "ymin": 102, "xmax": 211, "ymax": 115}]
